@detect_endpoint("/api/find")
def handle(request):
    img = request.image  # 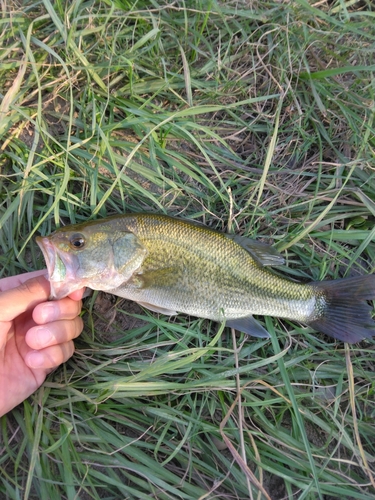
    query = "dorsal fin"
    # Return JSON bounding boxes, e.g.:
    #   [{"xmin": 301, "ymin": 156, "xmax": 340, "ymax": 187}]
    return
[
  {"xmin": 171, "ymin": 215, "xmax": 284, "ymax": 267},
  {"xmin": 225, "ymin": 234, "xmax": 284, "ymax": 267}
]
